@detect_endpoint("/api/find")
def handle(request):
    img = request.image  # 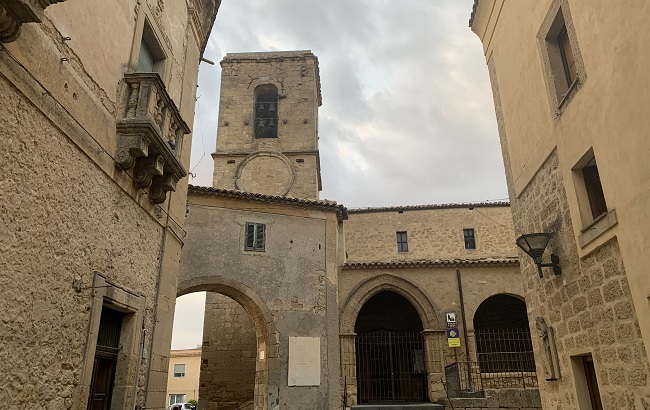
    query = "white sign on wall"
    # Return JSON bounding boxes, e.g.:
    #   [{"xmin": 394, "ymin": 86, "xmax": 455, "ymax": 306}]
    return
[
  {"xmin": 288, "ymin": 336, "xmax": 321, "ymax": 386},
  {"xmin": 446, "ymin": 312, "xmax": 457, "ymax": 324}
]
